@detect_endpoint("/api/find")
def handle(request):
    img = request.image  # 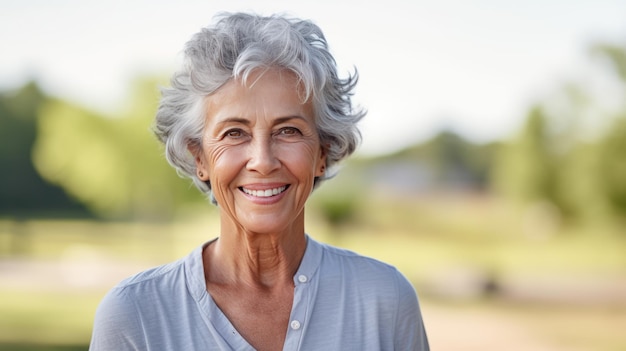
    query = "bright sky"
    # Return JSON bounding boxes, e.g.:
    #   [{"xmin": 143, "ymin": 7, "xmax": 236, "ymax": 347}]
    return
[{"xmin": 2, "ymin": 0, "xmax": 625, "ymax": 155}]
